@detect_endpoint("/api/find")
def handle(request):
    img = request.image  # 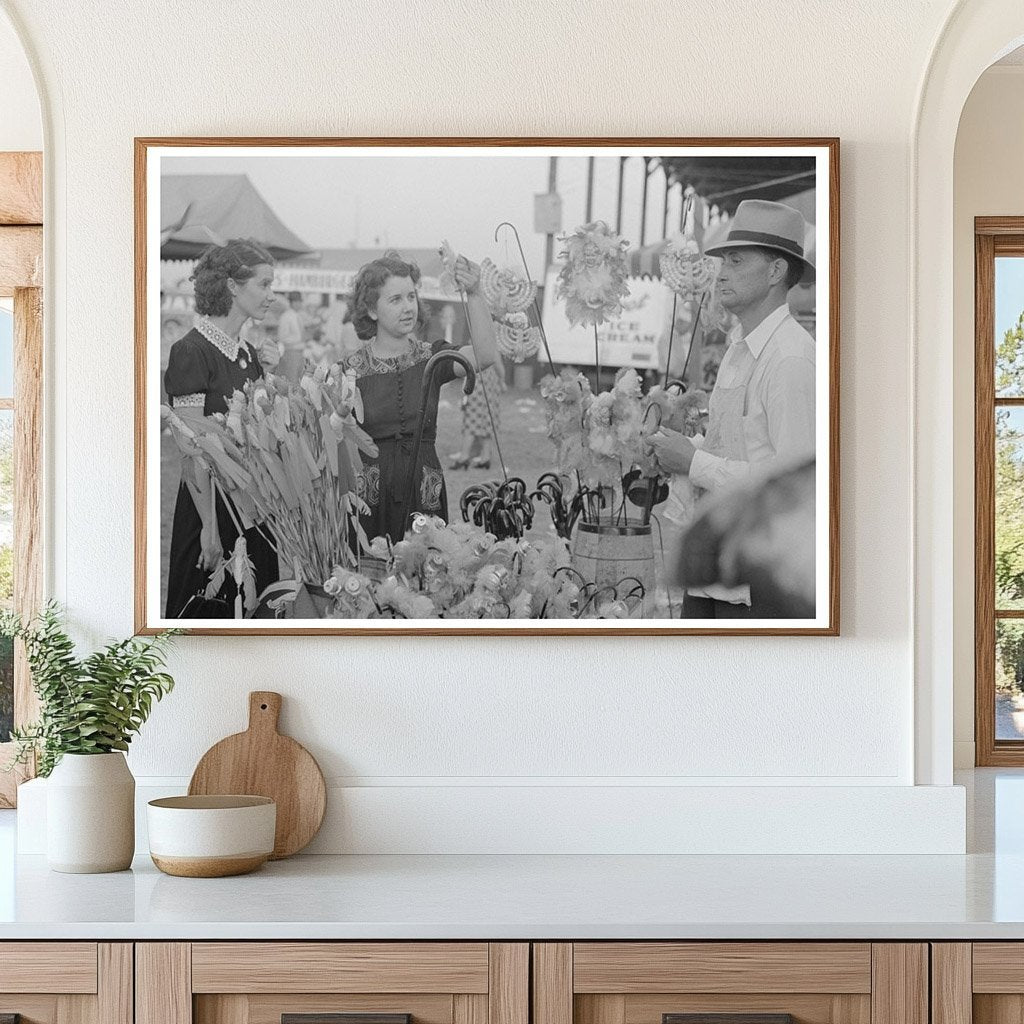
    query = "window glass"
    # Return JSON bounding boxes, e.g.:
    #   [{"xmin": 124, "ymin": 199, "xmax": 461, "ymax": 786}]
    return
[
  {"xmin": 997, "ymin": 407, "xmax": 1024, "ymax": 610},
  {"xmin": 997, "ymin": 620, "xmax": 1024, "ymax": 740},
  {"xmin": 996, "ymin": 257, "xmax": 1024, "ymax": 397}
]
